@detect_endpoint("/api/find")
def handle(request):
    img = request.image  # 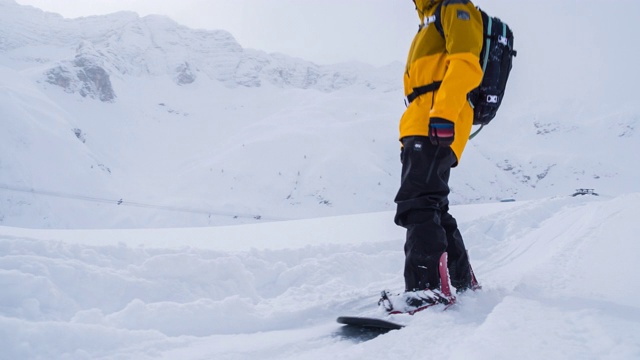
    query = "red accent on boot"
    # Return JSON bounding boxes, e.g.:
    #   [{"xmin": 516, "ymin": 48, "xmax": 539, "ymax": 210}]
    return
[
  {"xmin": 438, "ymin": 252, "xmax": 456, "ymax": 304},
  {"xmin": 470, "ymin": 263, "xmax": 482, "ymax": 291}
]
